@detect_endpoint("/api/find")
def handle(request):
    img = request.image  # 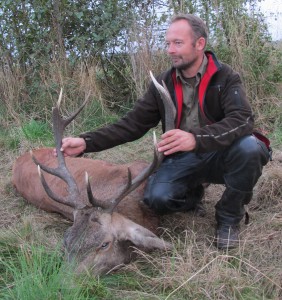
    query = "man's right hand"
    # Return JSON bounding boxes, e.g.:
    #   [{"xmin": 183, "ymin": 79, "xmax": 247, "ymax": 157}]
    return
[{"xmin": 53, "ymin": 137, "xmax": 86, "ymax": 157}]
